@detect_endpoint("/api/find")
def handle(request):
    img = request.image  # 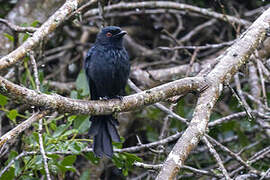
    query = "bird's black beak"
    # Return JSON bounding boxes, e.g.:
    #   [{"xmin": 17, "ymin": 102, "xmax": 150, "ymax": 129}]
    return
[{"xmin": 114, "ymin": 31, "xmax": 127, "ymax": 38}]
